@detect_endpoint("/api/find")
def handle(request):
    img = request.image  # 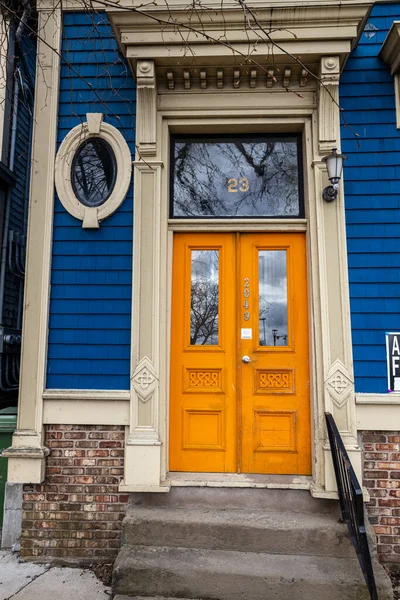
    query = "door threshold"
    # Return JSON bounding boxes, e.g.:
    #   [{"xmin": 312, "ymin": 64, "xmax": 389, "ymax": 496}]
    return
[{"xmin": 167, "ymin": 472, "xmax": 312, "ymax": 490}]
